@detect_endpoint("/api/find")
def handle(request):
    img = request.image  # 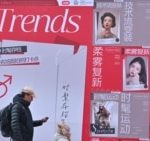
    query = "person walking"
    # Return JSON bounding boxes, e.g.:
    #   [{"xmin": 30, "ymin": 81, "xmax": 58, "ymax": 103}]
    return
[{"xmin": 10, "ymin": 86, "xmax": 49, "ymax": 141}]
